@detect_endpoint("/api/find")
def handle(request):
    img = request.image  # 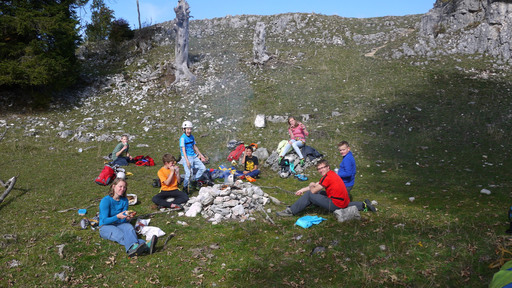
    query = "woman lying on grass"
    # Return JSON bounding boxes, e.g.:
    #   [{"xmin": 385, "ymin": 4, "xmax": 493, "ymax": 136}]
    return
[{"xmin": 99, "ymin": 178, "xmax": 157, "ymax": 257}]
